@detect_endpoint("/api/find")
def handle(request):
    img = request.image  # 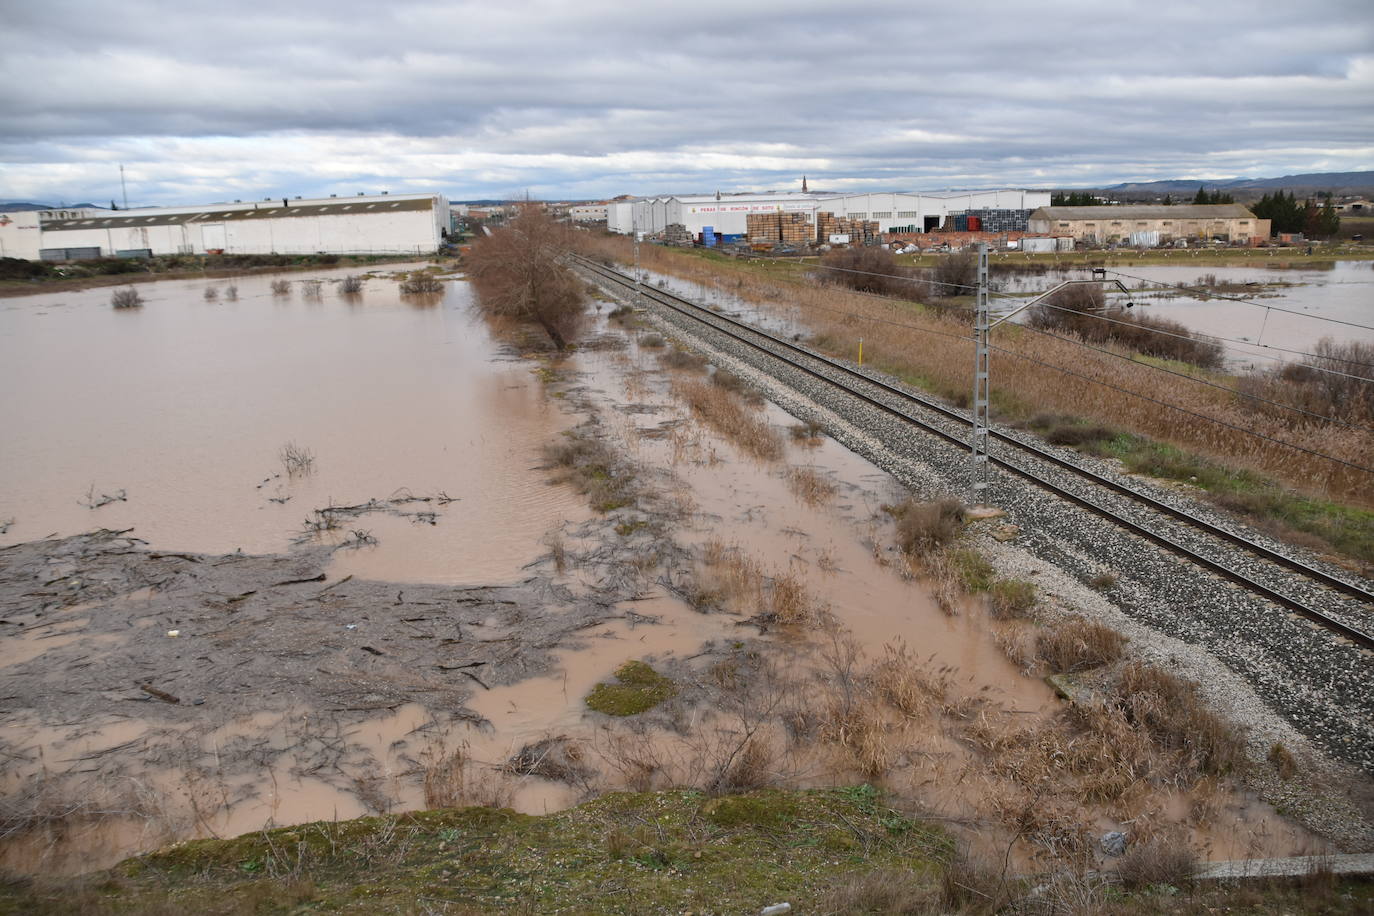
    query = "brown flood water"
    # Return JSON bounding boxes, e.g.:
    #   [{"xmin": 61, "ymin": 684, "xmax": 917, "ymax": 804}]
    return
[
  {"xmin": 0, "ymin": 266, "xmax": 585, "ymax": 584},
  {"xmin": 0, "ymin": 293, "xmax": 1316, "ymax": 876}
]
